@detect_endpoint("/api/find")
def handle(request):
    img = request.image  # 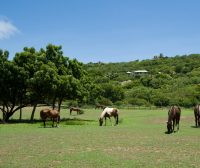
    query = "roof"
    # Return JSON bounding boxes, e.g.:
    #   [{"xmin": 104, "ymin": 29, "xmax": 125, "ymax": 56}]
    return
[{"xmin": 134, "ymin": 70, "xmax": 148, "ymax": 73}]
